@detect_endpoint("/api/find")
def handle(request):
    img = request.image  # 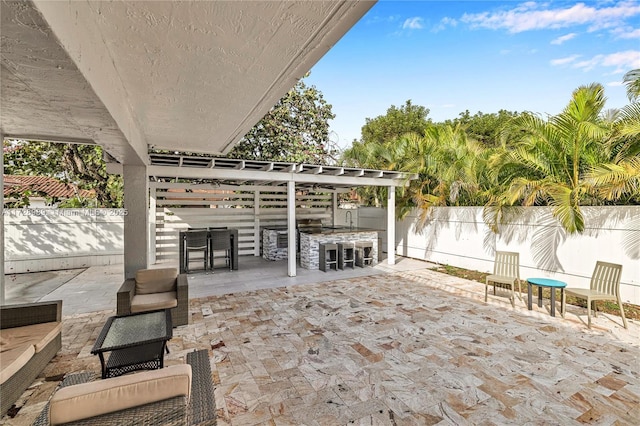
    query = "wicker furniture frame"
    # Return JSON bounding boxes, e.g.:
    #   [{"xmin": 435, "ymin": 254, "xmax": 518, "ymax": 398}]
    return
[
  {"xmin": 1, "ymin": 301, "xmax": 62, "ymax": 417},
  {"xmin": 32, "ymin": 349, "xmax": 216, "ymax": 426},
  {"xmin": 117, "ymin": 273, "xmax": 189, "ymax": 326},
  {"xmin": 91, "ymin": 310, "xmax": 173, "ymax": 379}
]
